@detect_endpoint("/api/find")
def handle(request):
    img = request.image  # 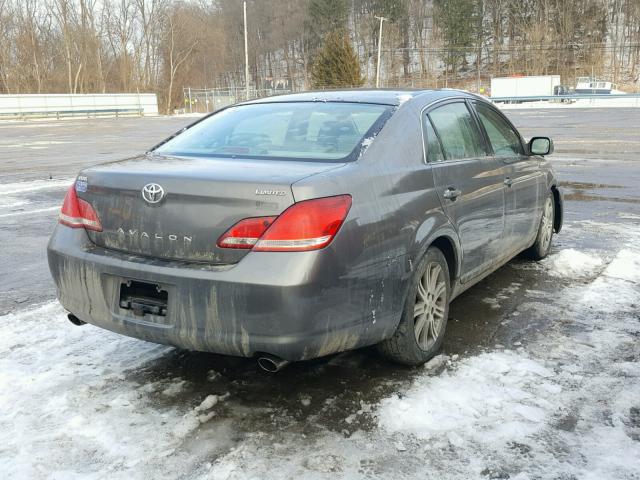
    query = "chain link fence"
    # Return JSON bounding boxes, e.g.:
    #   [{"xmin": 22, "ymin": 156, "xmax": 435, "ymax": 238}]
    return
[{"xmin": 180, "ymin": 87, "xmax": 294, "ymax": 114}]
